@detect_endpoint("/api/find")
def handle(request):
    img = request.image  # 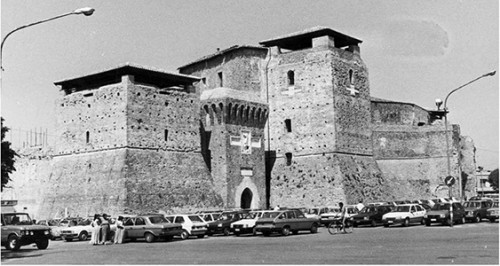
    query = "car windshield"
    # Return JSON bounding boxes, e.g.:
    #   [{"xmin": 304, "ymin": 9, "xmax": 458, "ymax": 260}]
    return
[
  {"xmin": 188, "ymin": 215, "xmax": 204, "ymax": 222},
  {"xmin": 148, "ymin": 216, "xmax": 168, "ymax": 224},
  {"xmin": 431, "ymin": 204, "xmax": 451, "ymax": 210},
  {"xmin": 347, "ymin": 207, "xmax": 358, "ymax": 214},
  {"xmin": 2, "ymin": 213, "xmax": 32, "ymax": 225},
  {"xmin": 395, "ymin": 206, "xmax": 411, "ymax": 212},
  {"xmin": 464, "ymin": 202, "xmax": 481, "ymax": 208},
  {"xmin": 218, "ymin": 213, "xmax": 235, "ymax": 220},
  {"xmin": 326, "ymin": 208, "xmax": 339, "ymax": 213},
  {"xmin": 77, "ymin": 219, "xmax": 91, "ymax": 226},
  {"xmin": 361, "ymin": 207, "xmax": 377, "ymax": 213},
  {"xmin": 48, "ymin": 220, "xmax": 60, "ymax": 226},
  {"xmin": 307, "ymin": 209, "xmax": 319, "ymax": 215},
  {"xmin": 261, "ymin": 212, "xmax": 281, "ymax": 219},
  {"xmin": 242, "ymin": 212, "xmax": 258, "ymax": 219}
]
